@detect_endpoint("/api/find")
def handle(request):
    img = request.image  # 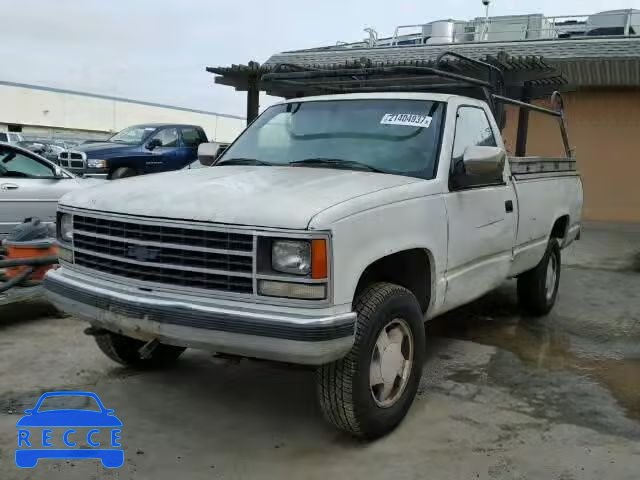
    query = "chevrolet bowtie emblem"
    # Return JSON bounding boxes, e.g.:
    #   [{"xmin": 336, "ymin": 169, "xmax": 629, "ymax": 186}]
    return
[{"xmin": 126, "ymin": 245, "xmax": 160, "ymax": 262}]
